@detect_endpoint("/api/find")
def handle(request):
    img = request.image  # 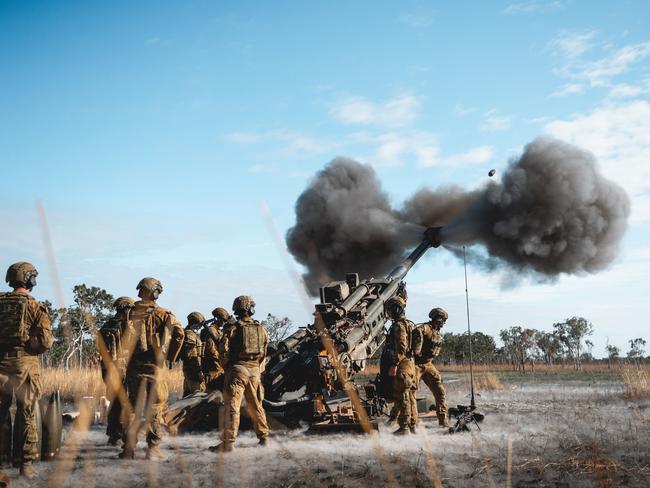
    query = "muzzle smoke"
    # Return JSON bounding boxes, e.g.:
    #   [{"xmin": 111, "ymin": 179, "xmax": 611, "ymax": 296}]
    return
[{"xmin": 286, "ymin": 137, "xmax": 630, "ymax": 294}]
